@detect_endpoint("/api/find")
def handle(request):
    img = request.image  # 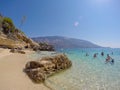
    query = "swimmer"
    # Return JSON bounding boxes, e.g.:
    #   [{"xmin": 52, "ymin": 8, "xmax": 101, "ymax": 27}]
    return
[
  {"xmin": 111, "ymin": 59, "xmax": 114, "ymax": 65},
  {"xmin": 101, "ymin": 52, "xmax": 104, "ymax": 56},
  {"xmin": 93, "ymin": 53, "xmax": 97, "ymax": 58},
  {"xmin": 105, "ymin": 54, "xmax": 112, "ymax": 63}
]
